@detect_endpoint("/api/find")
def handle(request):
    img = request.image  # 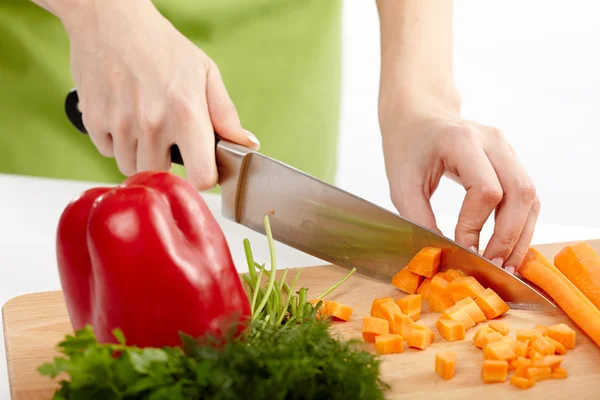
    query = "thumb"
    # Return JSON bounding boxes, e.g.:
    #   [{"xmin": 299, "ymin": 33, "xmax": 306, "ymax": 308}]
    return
[
  {"xmin": 391, "ymin": 181, "xmax": 441, "ymax": 234},
  {"xmin": 206, "ymin": 63, "xmax": 260, "ymax": 150}
]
